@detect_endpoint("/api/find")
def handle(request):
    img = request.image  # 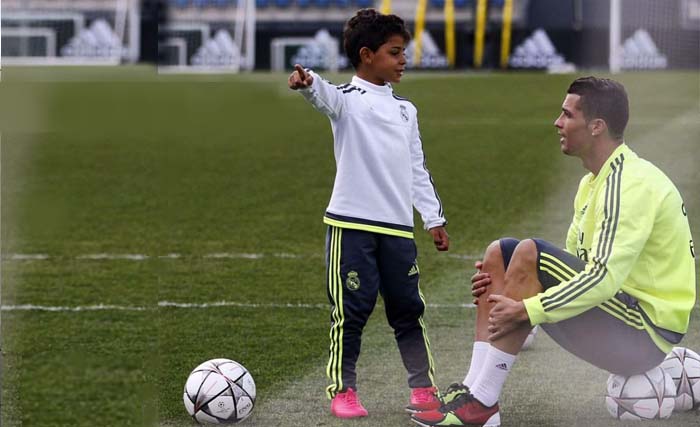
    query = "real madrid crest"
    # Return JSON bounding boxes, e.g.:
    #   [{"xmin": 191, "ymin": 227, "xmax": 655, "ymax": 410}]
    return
[
  {"xmin": 346, "ymin": 271, "xmax": 361, "ymax": 291},
  {"xmin": 400, "ymin": 105, "xmax": 409, "ymax": 122}
]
